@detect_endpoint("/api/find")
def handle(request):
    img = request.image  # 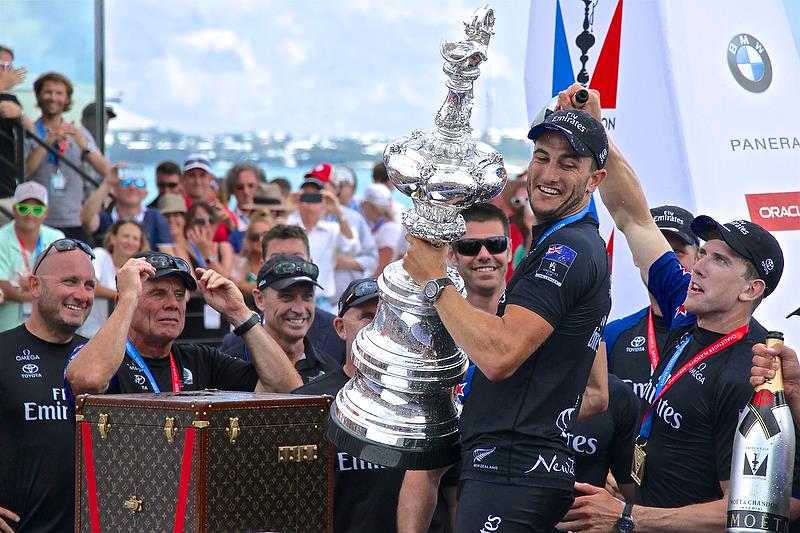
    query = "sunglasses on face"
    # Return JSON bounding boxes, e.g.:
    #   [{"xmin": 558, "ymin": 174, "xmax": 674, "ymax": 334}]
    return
[
  {"xmin": 510, "ymin": 196, "xmax": 528, "ymax": 208},
  {"xmin": 157, "ymin": 181, "xmax": 180, "ymax": 190},
  {"xmin": 247, "ymin": 231, "xmax": 267, "ymax": 242},
  {"xmin": 192, "ymin": 217, "xmax": 215, "ymax": 226},
  {"xmin": 144, "ymin": 253, "xmax": 191, "ymax": 273},
  {"xmin": 32, "ymin": 238, "xmax": 95, "ymax": 274},
  {"xmin": 268, "ymin": 261, "xmax": 319, "ymax": 279},
  {"xmin": 121, "ymin": 178, "xmax": 147, "ymax": 189},
  {"xmin": 15, "ymin": 203, "xmax": 47, "ymax": 217},
  {"xmin": 452, "ymin": 236, "xmax": 509, "ymax": 256}
]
